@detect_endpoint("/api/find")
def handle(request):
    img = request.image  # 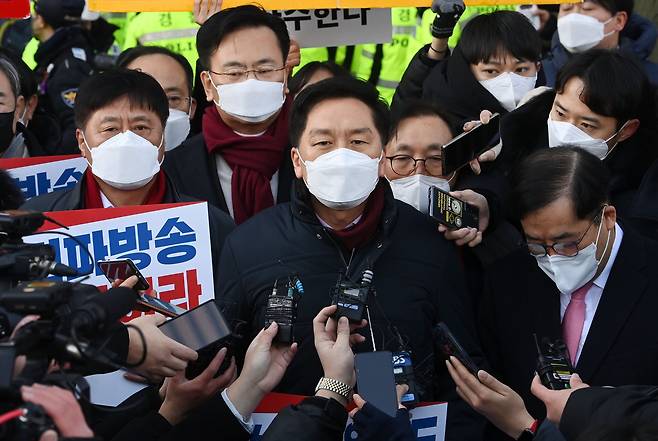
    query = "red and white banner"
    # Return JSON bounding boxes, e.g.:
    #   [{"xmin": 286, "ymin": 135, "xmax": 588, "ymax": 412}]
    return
[
  {"xmin": 0, "ymin": 154, "xmax": 87, "ymax": 201},
  {"xmin": 22, "ymin": 202, "xmax": 215, "ymax": 320},
  {"xmin": 250, "ymin": 393, "xmax": 448, "ymax": 441}
]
